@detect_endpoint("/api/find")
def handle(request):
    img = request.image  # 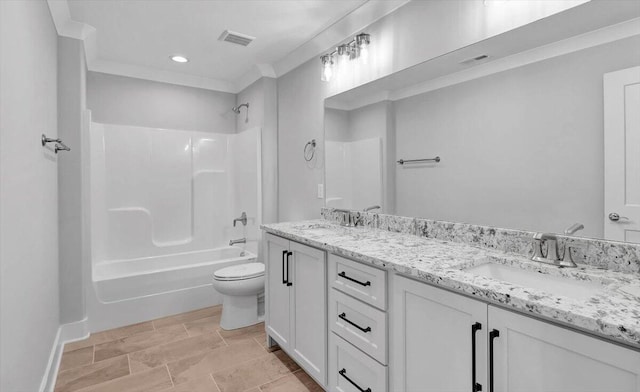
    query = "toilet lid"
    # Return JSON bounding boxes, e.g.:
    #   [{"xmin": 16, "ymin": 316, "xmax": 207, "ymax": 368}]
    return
[{"xmin": 214, "ymin": 263, "xmax": 265, "ymax": 281}]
